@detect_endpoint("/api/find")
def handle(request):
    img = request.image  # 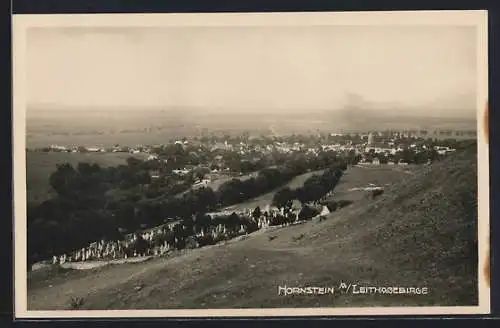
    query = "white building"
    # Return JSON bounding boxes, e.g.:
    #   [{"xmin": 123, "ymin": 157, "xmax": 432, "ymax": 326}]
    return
[
  {"xmin": 147, "ymin": 154, "xmax": 159, "ymax": 161},
  {"xmin": 367, "ymin": 132, "xmax": 374, "ymax": 146}
]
